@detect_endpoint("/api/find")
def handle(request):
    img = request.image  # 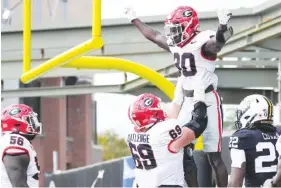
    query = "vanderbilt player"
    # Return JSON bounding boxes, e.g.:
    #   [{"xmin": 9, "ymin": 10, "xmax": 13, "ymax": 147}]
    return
[
  {"xmin": 0, "ymin": 104, "xmax": 42, "ymax": 188},
  {"xmin": 127, "ymin": 93, "xmax": 208, "ymax": 187},
  {"xmin": 228, "ymin": 94, "xmax": 280, "ymax": 187},
  {"xmin": 124, "ymin": 6, "xmax": 232, "ymax": 186}
]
